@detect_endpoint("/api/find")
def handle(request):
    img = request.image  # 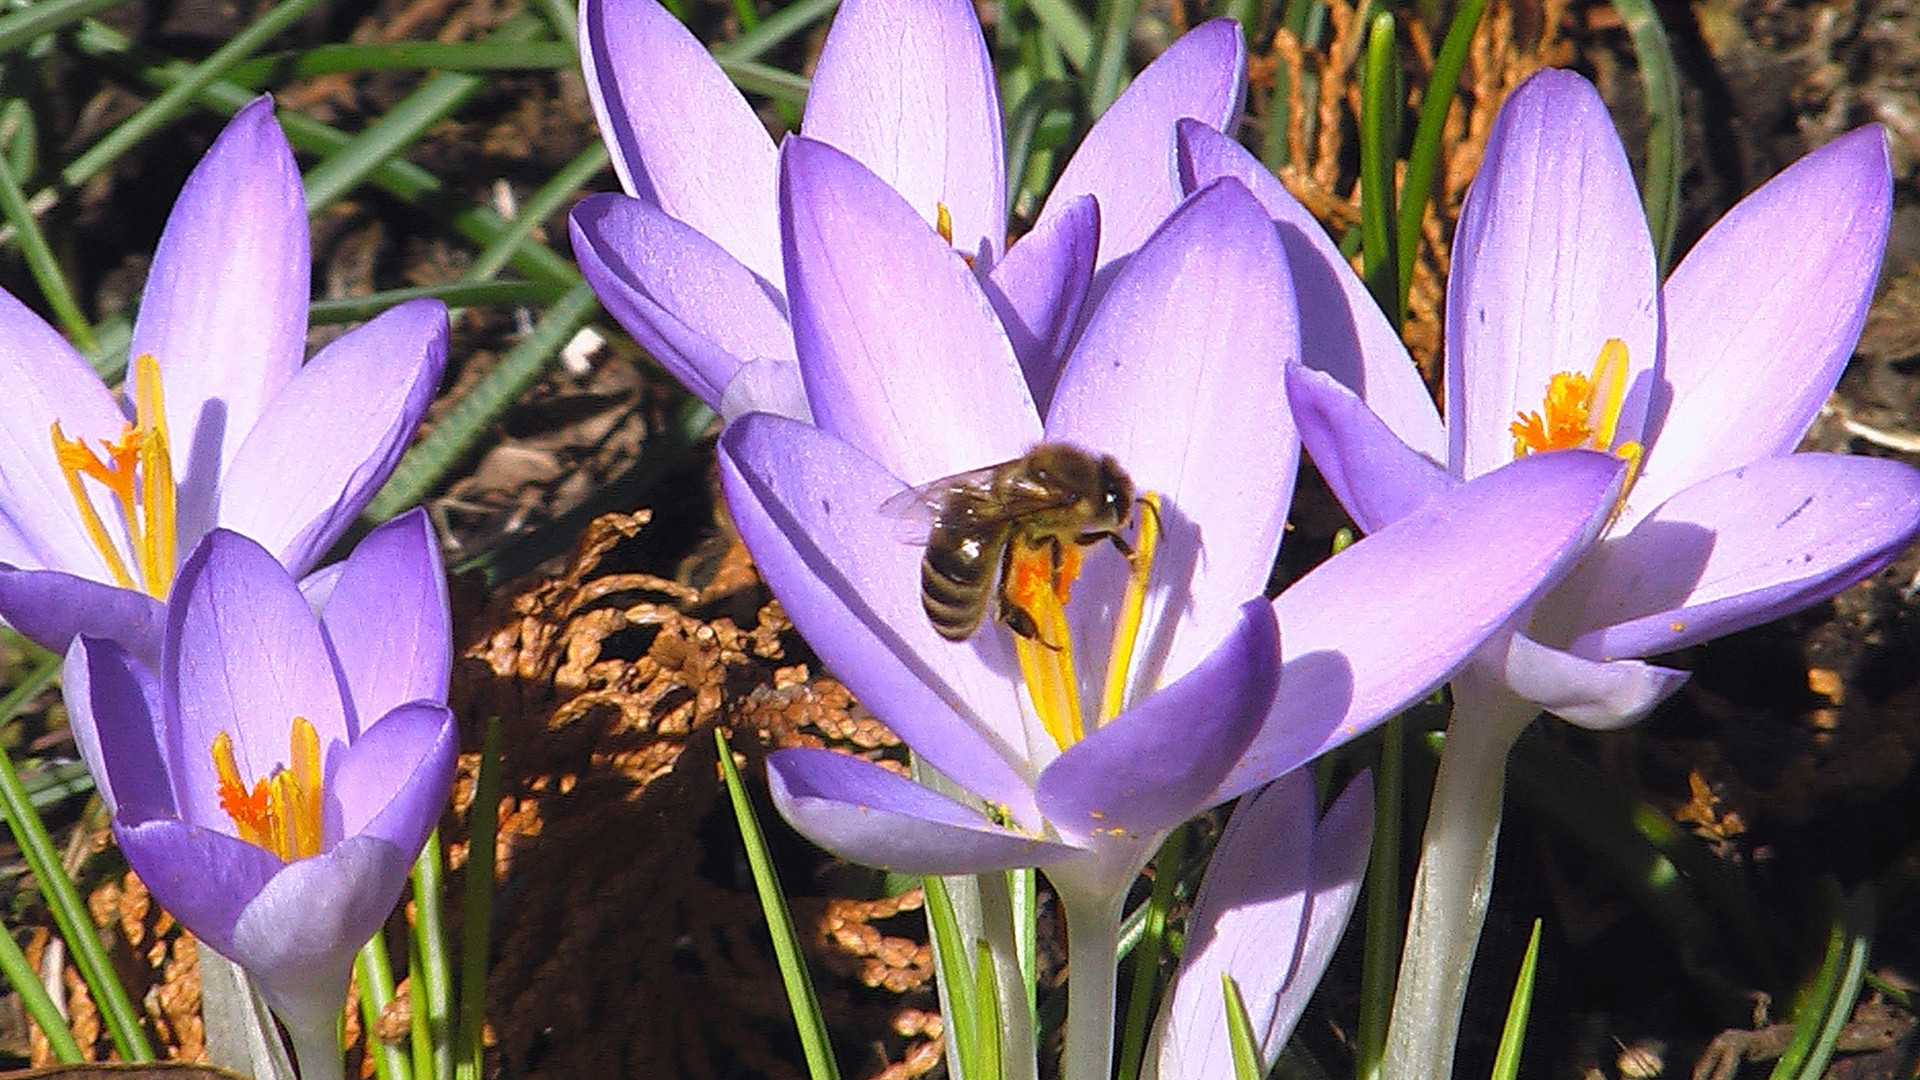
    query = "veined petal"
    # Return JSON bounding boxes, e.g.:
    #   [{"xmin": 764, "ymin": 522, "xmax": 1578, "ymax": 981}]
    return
[
  {"xmin": 1287, "ymin": 364, "xmax": 1457, "ymax": 534},
  {"xmin": 64, "ymin": 636, "xmax": 172, "ymax": 818},
  {"xmin": 227, "ymin": 833, "xmax": 414, "ymax": 1037},
  {"xmin": 0, "ymin": 567, "xmax": 166, "ymax": 667},
  {"xmin": 132, "ymin": 96, "xmax": 309, "ymax": 514},
  {"xmin": 1630, "ymin": 126, "xmax": 1892, "ymax": 520},
  {"xmin": 316, "ymin": 509, "xmax": 450, "ymax": 732},
  {"xmin": 1178, "ymin": 120, "xmax": 1445, "ymax": 462},
  {"xmin": 165, "ymin": 531, "xmax": 348, "ymax": 836},
  {"xmin": 802, "ymin": 0, "xmax": 1004, "ymax": 259},
  {"xmin": 768, "ymin": 747, "xmax": 1084, "ymax": 875},
  {"xmin": 570, "ymin": 193, "xmax": 794, "ymax": 411},
  {"xmin": 112, "ymin": 812, "xmax": 286, "ymax": 963},
  {"xmin": 579, "ymin": 0, "xmax": 783, "ymax": 287},
  {"xmin": 325, "ymin": 701, "xmax": 457, "ymax": 853},
  {"xmin": 1214, "ymin": 449, "xmax": 1623, "ymax": 801},
  {"xmin": 1047, "ymin": 178, "xmax": 1295, "ymax": 685},
  {"xmin": 1563, "ymin": 454, "xmax": 1920, "ymax": 659},
  {"xmin": 217, "ymin": 299, "xmax": 448, "ymax": 576},
  {"xmin": 718, "ymin": 413, "xmax": 1040, "ymax": 820},
  {"xmin": 1155, "ymin": 771, "xmax": 1371, "ymax": 1080},
  {"xmin": 1491, "ymin": 631, "xmax": 1687, "ymax": 730},
  {"xmin": 1041, "ymin": 20, "xmax": 1246, "ymax": 272},
  {"xmin": 1445, "ymin": 70, "xmax": 1657, "ymax": 479},
  {"xmin": 780, "ymin": 137, "xmax": 1038, "ymax": 484},
  {"xmin": 1037, "ymin": 601, "xmax": 1278, "ymax": 838},
  {"xmin": 0, "ymin": 286, "xmax": 124, "ymax": 579},
  {"xmin": 983, "ymin": 193, "xmax": 1099, "ymax": 414}
]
